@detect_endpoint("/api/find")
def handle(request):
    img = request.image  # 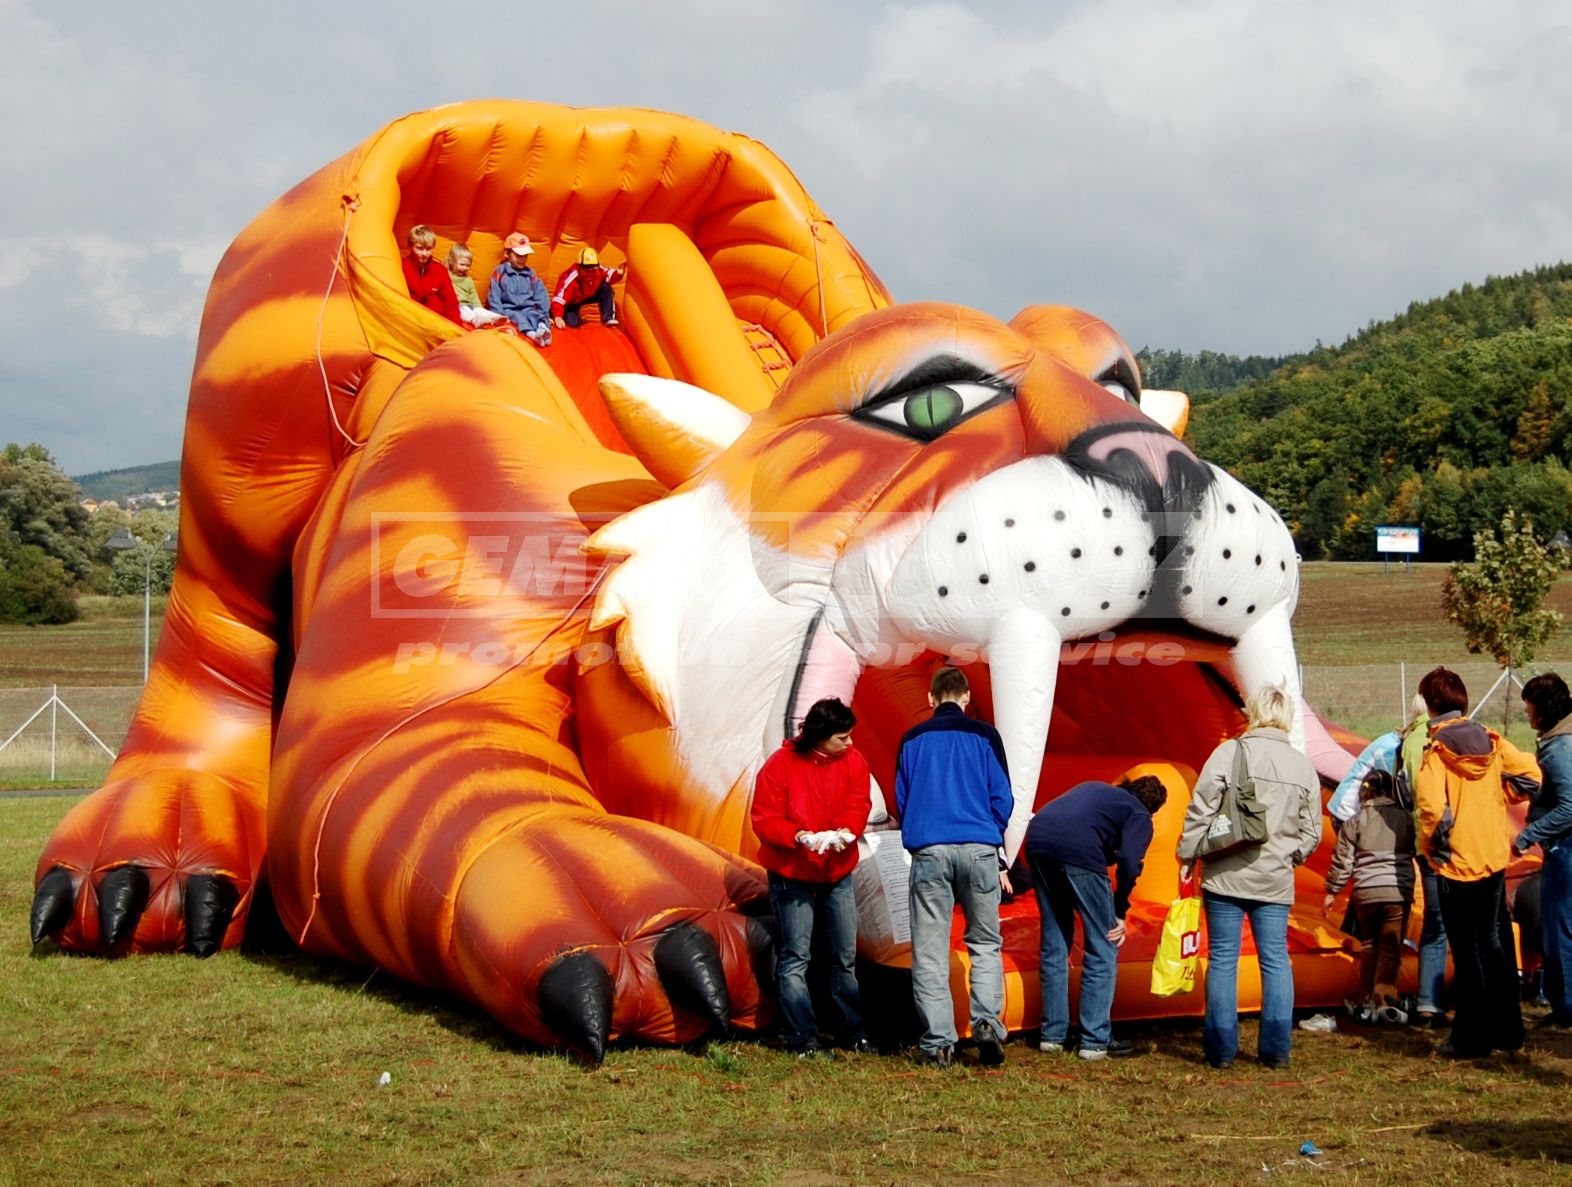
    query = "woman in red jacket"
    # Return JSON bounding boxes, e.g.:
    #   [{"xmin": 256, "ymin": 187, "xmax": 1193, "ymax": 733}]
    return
[{"xmin": 750, "ymin": 697, "xmax": 874, "ymax": 1056}]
